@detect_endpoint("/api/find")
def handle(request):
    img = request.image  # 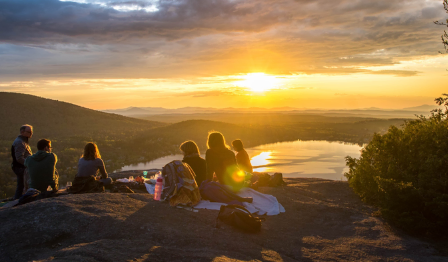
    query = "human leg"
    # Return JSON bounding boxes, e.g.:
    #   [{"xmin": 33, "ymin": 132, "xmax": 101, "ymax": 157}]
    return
[{"xmin": 13, "ymin": 167, "xmax": 25, "ymax": 199}]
